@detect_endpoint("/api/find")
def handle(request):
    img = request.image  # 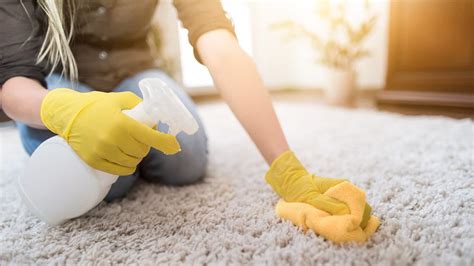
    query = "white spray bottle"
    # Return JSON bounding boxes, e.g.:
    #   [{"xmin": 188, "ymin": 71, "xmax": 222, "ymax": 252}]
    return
[{"xmin": 17, "ymin": 78, "xmax": 199, "ymax": 225}]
